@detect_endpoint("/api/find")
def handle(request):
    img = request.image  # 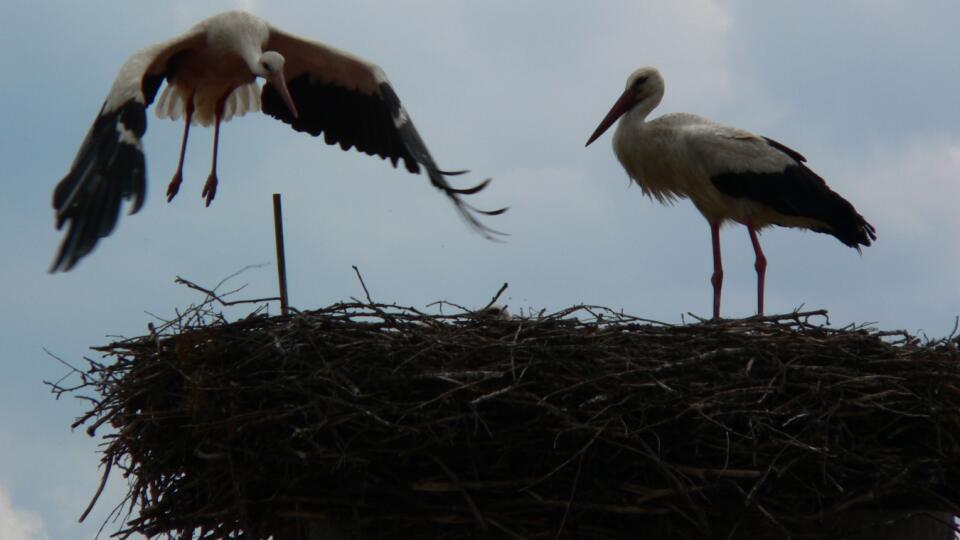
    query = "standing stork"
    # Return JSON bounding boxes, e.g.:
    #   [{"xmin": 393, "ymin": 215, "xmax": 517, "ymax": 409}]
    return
[
  {"xmin": 51, "ymin": 10, "xmax": 505, "ymax": 272},
  {"xmin": 586, "ymin": 67, "xmax": 876, "ymax": 319}
]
